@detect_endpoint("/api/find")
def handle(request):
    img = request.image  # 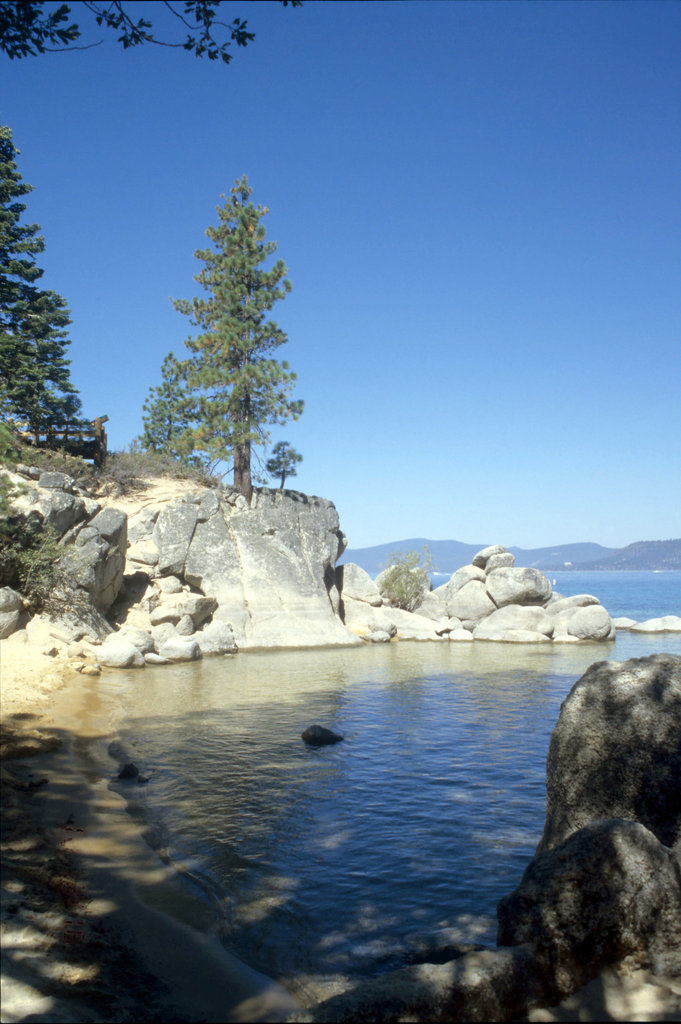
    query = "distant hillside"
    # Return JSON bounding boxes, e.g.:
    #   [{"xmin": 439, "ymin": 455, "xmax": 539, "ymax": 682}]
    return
[
  {"xmin": 340, "ymin": 538, "xmax": 681, "ymax": 575},
  {"xmin": 573, "ymin": 539, "xmax": 681, "ymax": 571},
  {"xmin": 340, "ymin": 539, "xmax": 619, "ymax": 575}
]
